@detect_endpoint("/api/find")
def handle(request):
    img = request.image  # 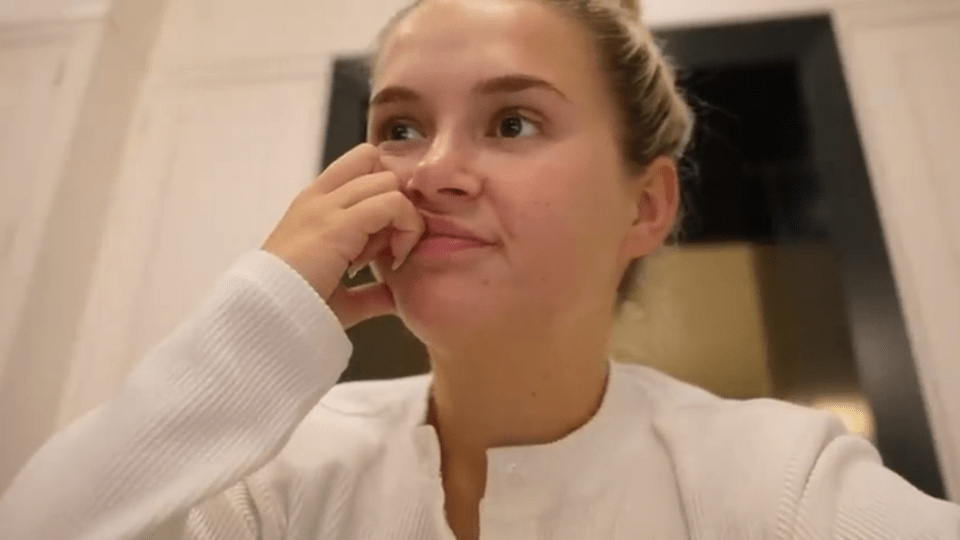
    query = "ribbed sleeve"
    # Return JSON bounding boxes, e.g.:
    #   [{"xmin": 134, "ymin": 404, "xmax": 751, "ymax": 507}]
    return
[
  {"xmin": 0, "ymin": 250, "xmax": 353, "ymax": 540},
  {"xmin": 654, "ymin": 391, "xmax": 960, "ymax": 540},
  {"xmin": 794, "ymin": 433, "xmax": 960, "ymax": 540}
]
